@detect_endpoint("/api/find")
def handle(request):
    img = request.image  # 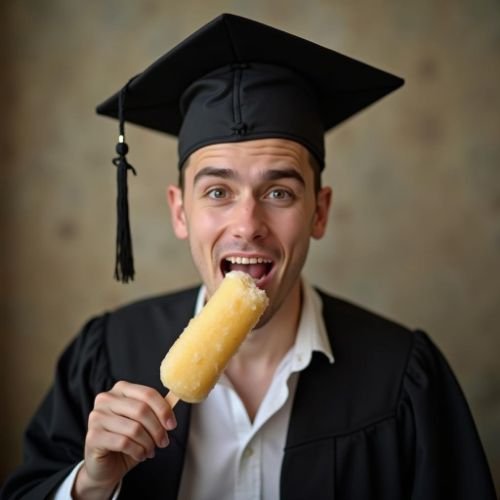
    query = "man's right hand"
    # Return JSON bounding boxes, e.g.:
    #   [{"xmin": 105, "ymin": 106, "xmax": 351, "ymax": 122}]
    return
[{"xmin": 73, "ymin": 381, "xmax": 177, "ymax": 499}]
